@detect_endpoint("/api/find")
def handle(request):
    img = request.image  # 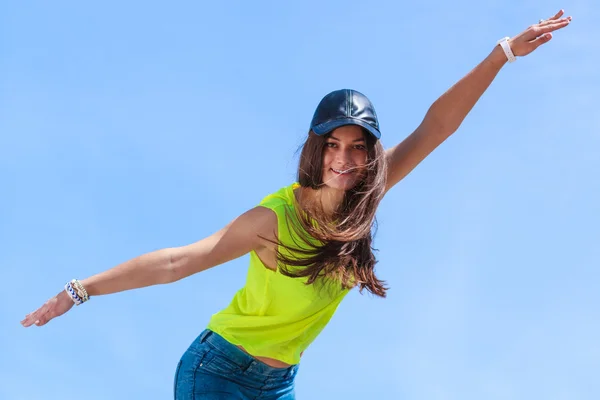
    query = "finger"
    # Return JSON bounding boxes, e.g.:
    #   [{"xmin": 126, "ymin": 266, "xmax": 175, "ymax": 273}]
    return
[
  {"xmin": 541, "ymin": 17, "xmax": 572, "ymax": 33},
  {"xmin": 539, "ymin": 10, "xmax": 566, "ymax": 25},
  {"xmin": 540, "ymin": 16, "xmax": 571, "ymax": 27},
  {"xmin": 529, "ymin": 32, "xmax": 553, "ymax": 50},
  {"xmin": 21, "ymin": 309, "xmax": 42, "ymax": 327},
  {"xmin": 529, "ymin": 18, "xmax": 571, "ymax": 39},
  {"xmin": 35, "ymin": 312, "xmax": 54, "ymax": 327},
  {"xmin": 21, "ymin": 317, "xmax": 40, "ymax": 327},
  {"xmin": 21, "ymin": 314, "xmax": 44, "ymax": 327},
  {"xmin": 22, "ymin": 304, "xmax": 51, "ymax": 327},
  {"xmin": 548, "ymin": 9, "xmax": 565, "ymax": 21},
  {"xmin": 21, "ymin": 315, "xmax": 32, "ymax": 326}
]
